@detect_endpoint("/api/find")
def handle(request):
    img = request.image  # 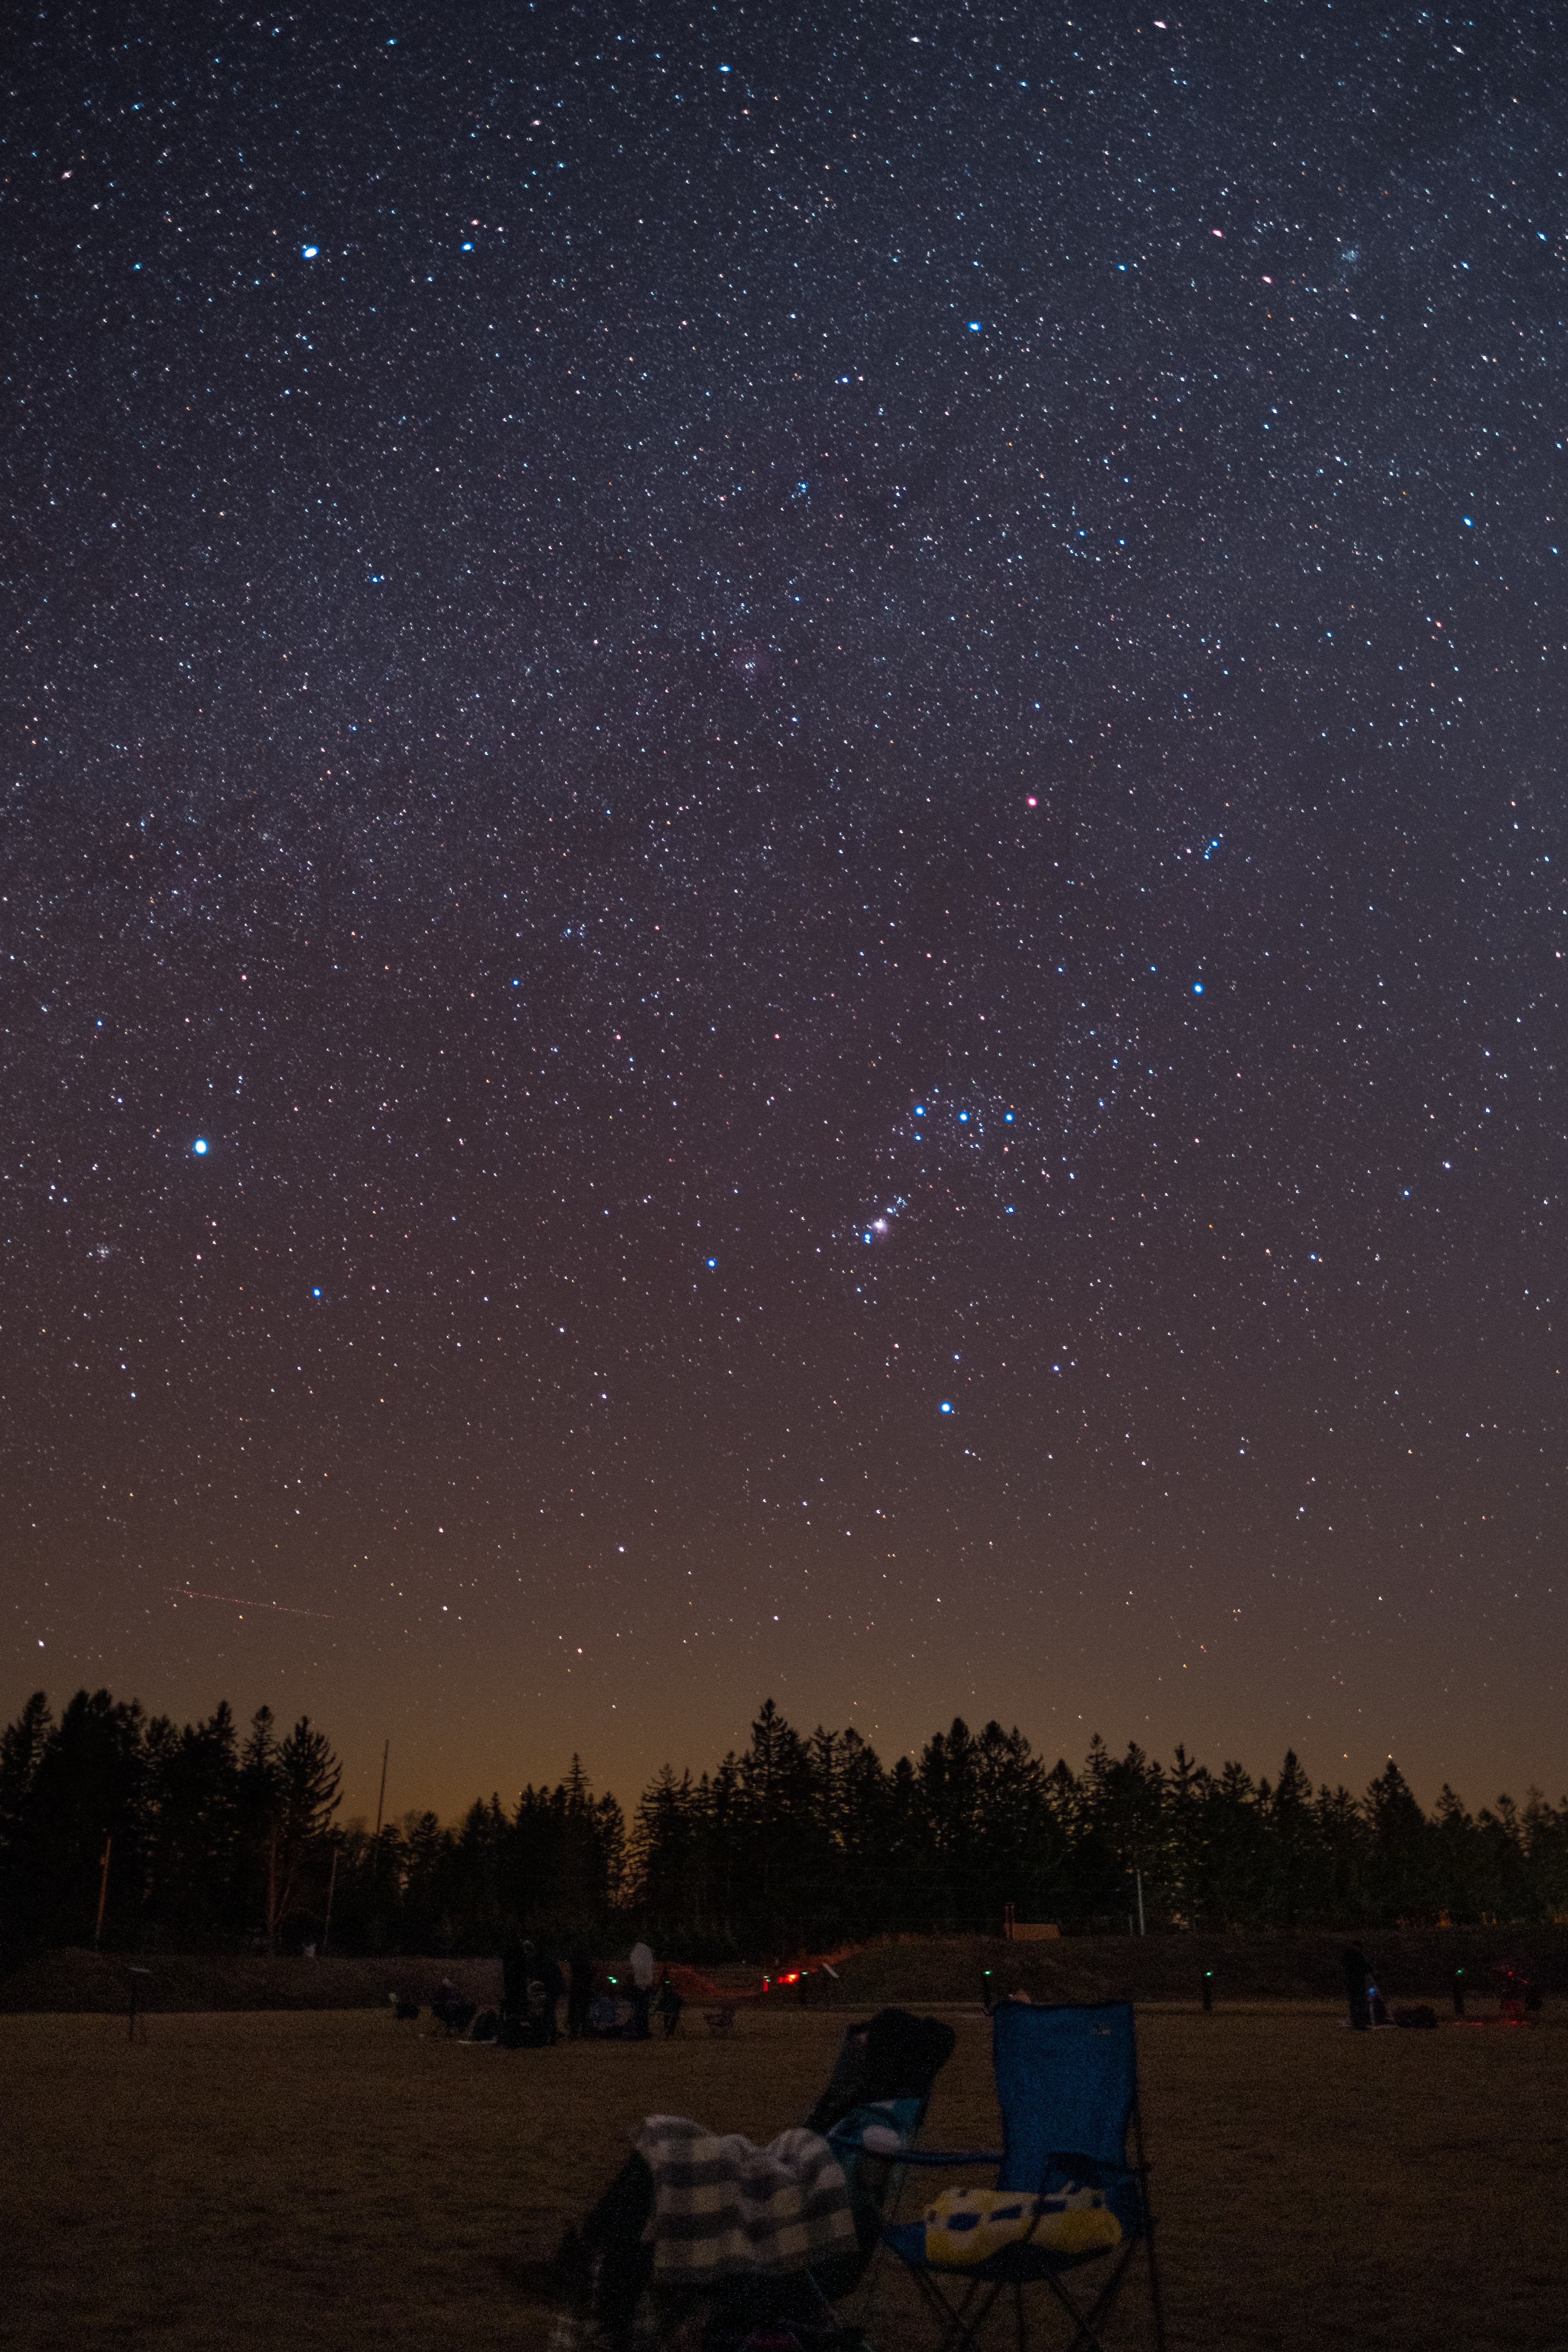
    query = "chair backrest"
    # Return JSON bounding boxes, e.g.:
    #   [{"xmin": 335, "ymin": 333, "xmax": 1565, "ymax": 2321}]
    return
[
  {"xmin": 806, "ymin": 2008, "xmax": 956, "ymax": 2134},
  {"xmin": 991, "ymin": 2001, "xmax": 1137, "ymax": 2192}
]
